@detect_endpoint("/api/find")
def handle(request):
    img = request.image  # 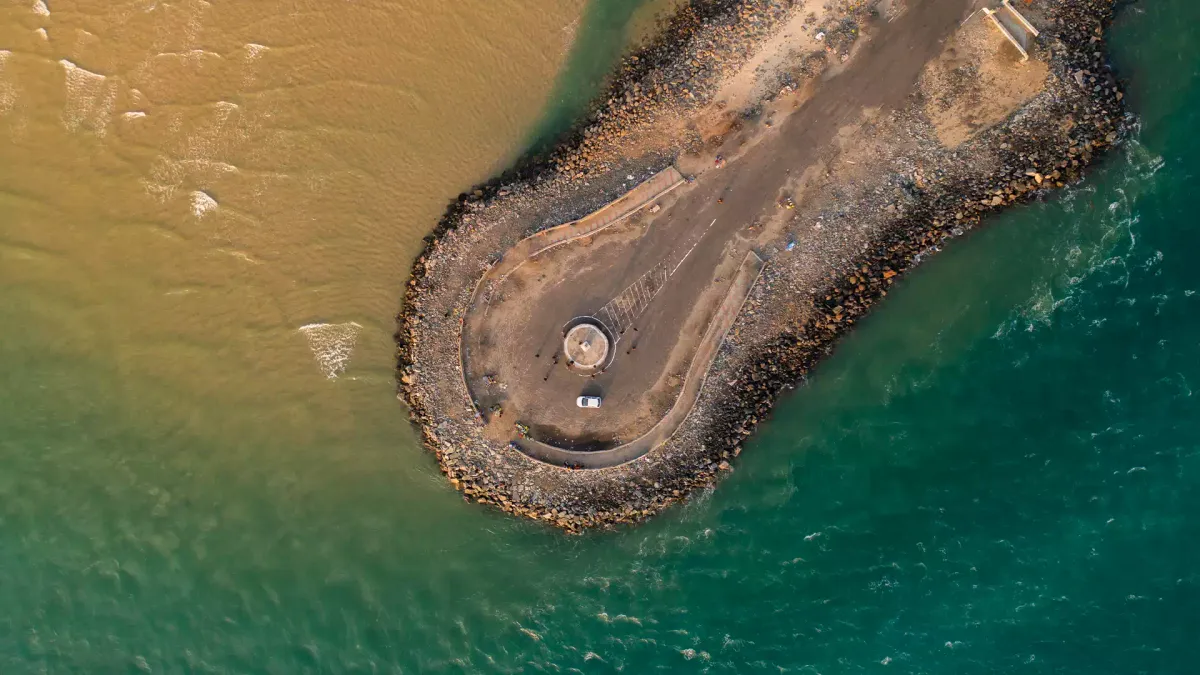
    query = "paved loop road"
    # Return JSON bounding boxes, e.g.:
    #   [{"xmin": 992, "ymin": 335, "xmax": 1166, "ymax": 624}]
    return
[{"xmin": 515, "ymin": 251, "xmax": 765, "ymax": 468}]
